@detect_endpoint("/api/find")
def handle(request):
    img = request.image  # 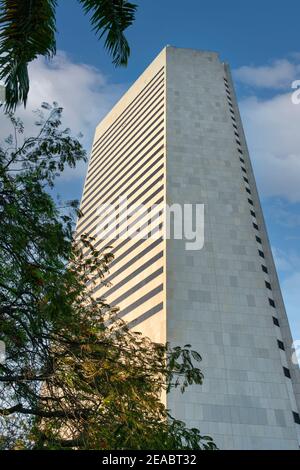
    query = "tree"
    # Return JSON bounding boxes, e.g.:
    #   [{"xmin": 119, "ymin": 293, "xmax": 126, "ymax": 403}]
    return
[
  {"xmin": 0, "ymin": 104, "xmax": 217, "ymax": 450},
  {"xmin": 0, "ymin": 0, "xmax": 137, "ymax": 111}
]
